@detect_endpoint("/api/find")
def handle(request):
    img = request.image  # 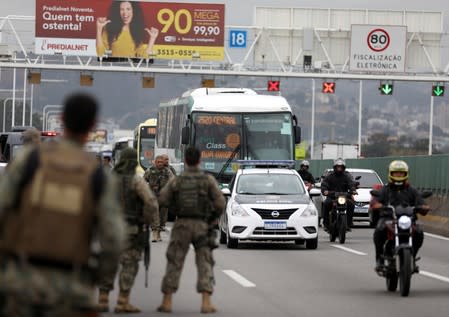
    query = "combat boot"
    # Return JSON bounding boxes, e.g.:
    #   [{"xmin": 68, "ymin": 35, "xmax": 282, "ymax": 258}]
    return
[
  {"xmin": 200, "ymin": 292, "xmax": 217, "ymax": 314},
  {"xmin": 152, "ymin": 231, "xmax": 159, "ymax": 242},
  {"xmin": 97, "ymin": 290, "xmax": 109, "ymax": 312},
  {"xmin": 157, "ymin": 293, "xmax": 173, "ymax": 313},
  {"xmin": 114, "ymin": 291, "xmax": 141, "ymax": 313}
]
